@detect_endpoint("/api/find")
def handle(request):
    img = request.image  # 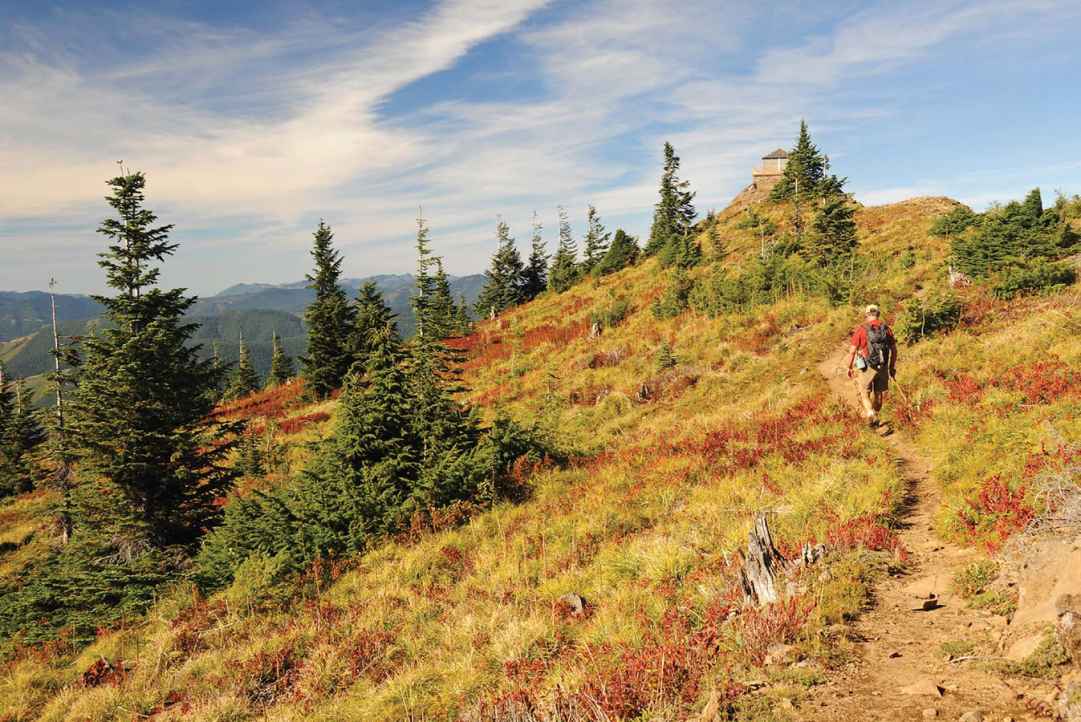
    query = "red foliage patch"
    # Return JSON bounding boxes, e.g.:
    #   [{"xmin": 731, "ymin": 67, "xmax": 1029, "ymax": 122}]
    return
[
  {"xmin": 735, "ymin": 315, "xmax": 783, "ymax": 356},
  {"xmin": 945, "ymin": 374, "xmax": 983, "ymax": 404},
  {"xmin": 960, "ymin": 475, "xmax": 1034, "ymax": 551},
  {"xmin": 345, "ymin": 629, "xmax": 397, "ymax": 683},
  {"xmin": 81, "ymin": 657, "xmax": 128, "ymax": 688},
  {"xmin": 212, "ymin": 379, "xmax": 306, "ymax": 422},
  {"xmin": 991, "ymin": 360, "xmax": 1079, "ymax": 405},
  {"xmin": 737, "ymin": 596, "xmax": 815, "ymax": 666},
  {"xmin": 521, "ymin": 319, "xmax": 591, "ymax": 351},
  {"xmin": 277, "ymin": 411, "xmax": 330, "ymax": 435},
  {"xmin": 826, "ymin": 514, "xmax": 907, "ymax": 560},
  {"xmin": 238, "ymin": 645, "xmax": 304, "ymax": 707}
]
